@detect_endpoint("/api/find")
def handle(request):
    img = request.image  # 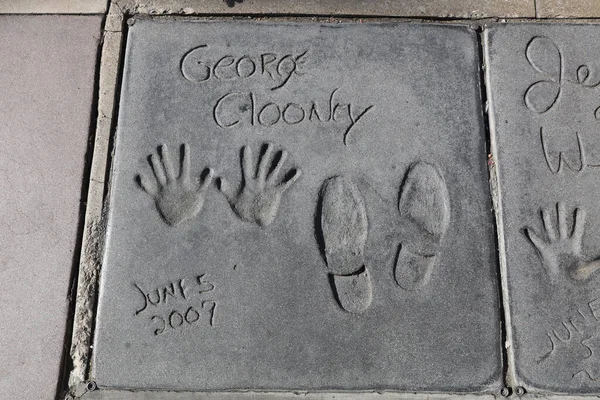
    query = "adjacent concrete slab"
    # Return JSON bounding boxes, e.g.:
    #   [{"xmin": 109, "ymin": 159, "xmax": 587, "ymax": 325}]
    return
[
  {"xmin": 0, "ymin": 0, "xmax": 106, "ymax": 14},
  {"xmin": 537, "ymin": 1, "xmax": 600, "ymax": 18},
  {"xmin": 0, "ymin": 15, "xmax": 102, "ymax": 400},
  {"xmin": 92, "ymin": 19, "xmax": 501, "ymax": 392},
  {"xmin": 115, "ymin": 0, "xmax": 535, "ymax": 18},
  {"xmin": 486, "ymin": 23, "xmax": 600, "ymax": 392}
]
